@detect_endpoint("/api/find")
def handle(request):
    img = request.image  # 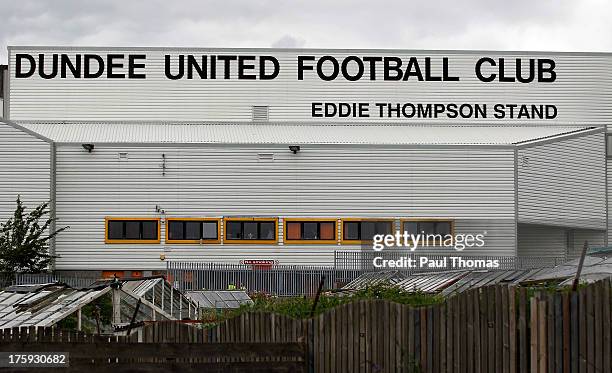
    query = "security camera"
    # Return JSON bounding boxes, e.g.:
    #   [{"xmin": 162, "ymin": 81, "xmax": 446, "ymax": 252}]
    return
[
  {"xmin": 81, "ymin": 144, "xmax": 95, "ymax": 153},
  {"xmin": 289, "ymin": 145, "xmax": 301, "ymax": 154}
]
